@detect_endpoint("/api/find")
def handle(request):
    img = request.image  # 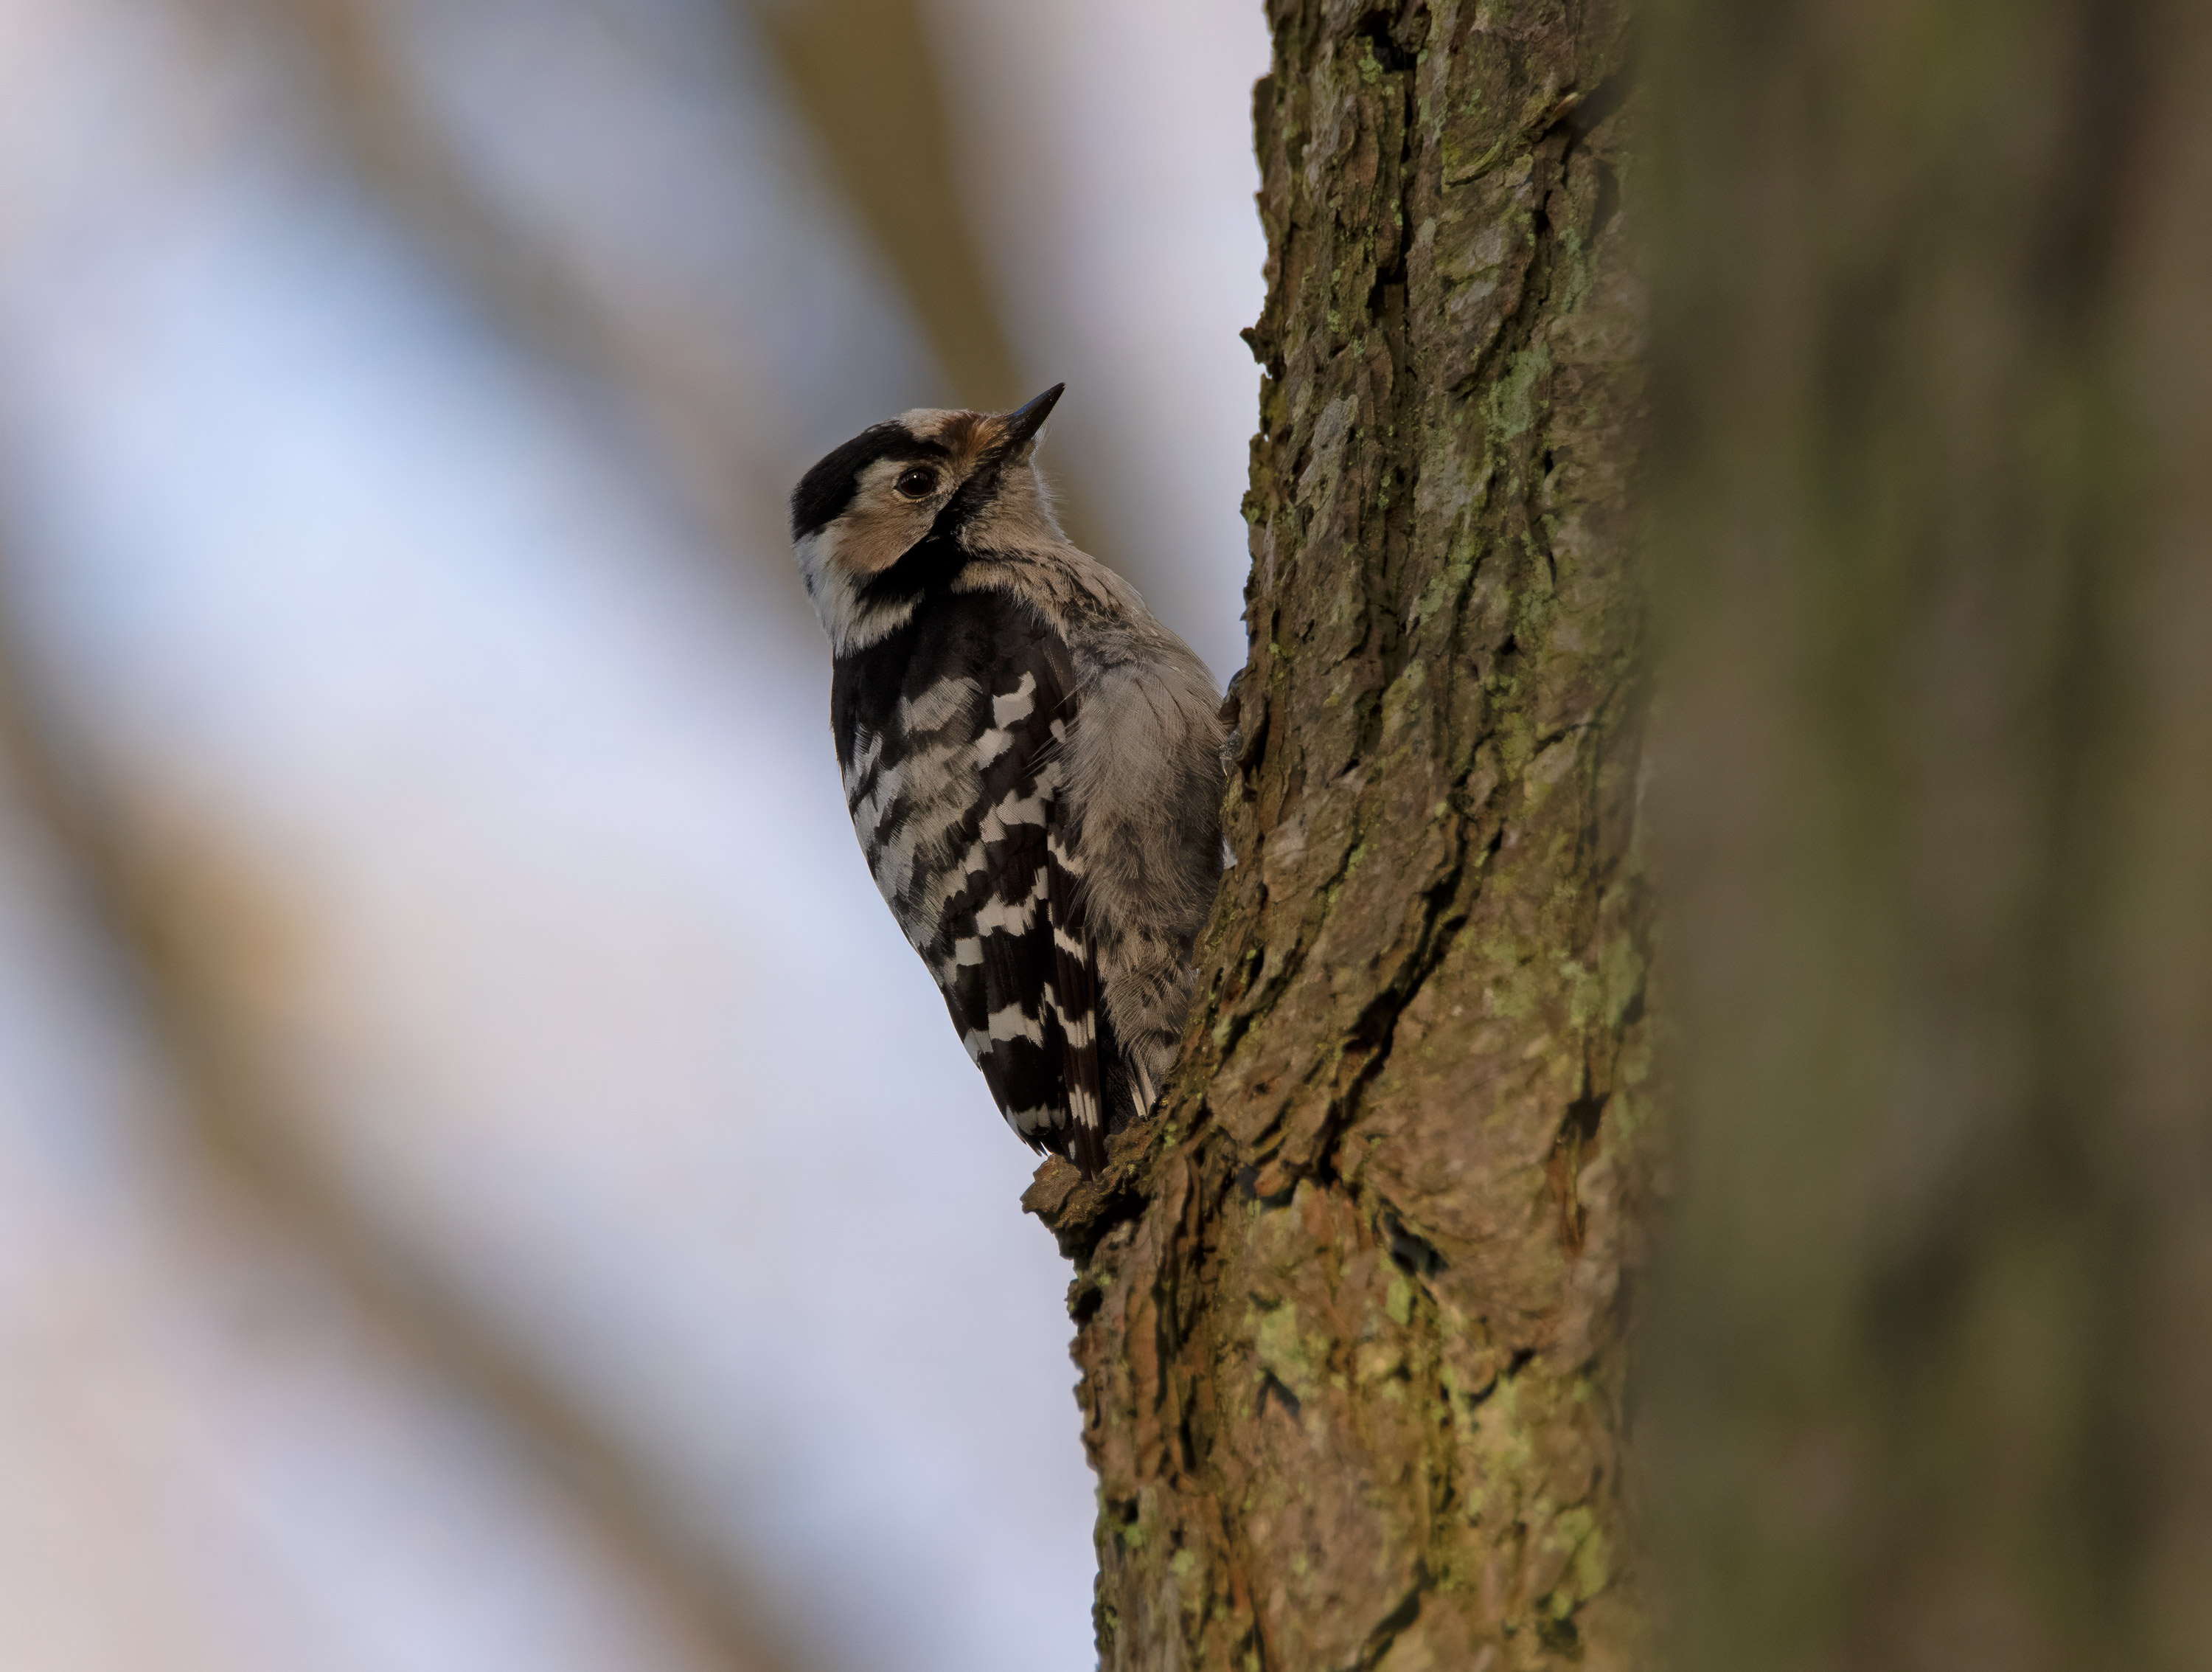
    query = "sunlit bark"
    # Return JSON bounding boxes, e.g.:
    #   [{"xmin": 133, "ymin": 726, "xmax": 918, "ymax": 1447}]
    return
[{"xmin": 1029, "ymin": 4, "xmax": 1650, "ymax": 1667}]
